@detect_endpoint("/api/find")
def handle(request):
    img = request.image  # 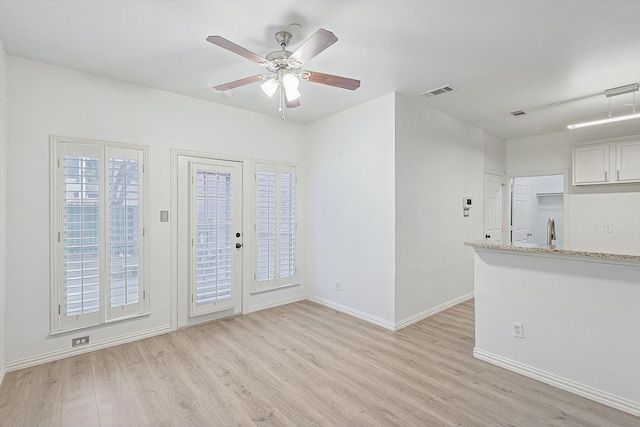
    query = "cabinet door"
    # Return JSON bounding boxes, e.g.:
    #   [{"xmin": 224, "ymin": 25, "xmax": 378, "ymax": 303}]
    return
[
  {"xmin": 615, "ymin": 140, "xmax": 640, "ymax": 182},
  {"xmin": 573, "ymin": 144, "xmax": 610, "ymax": 185}
]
